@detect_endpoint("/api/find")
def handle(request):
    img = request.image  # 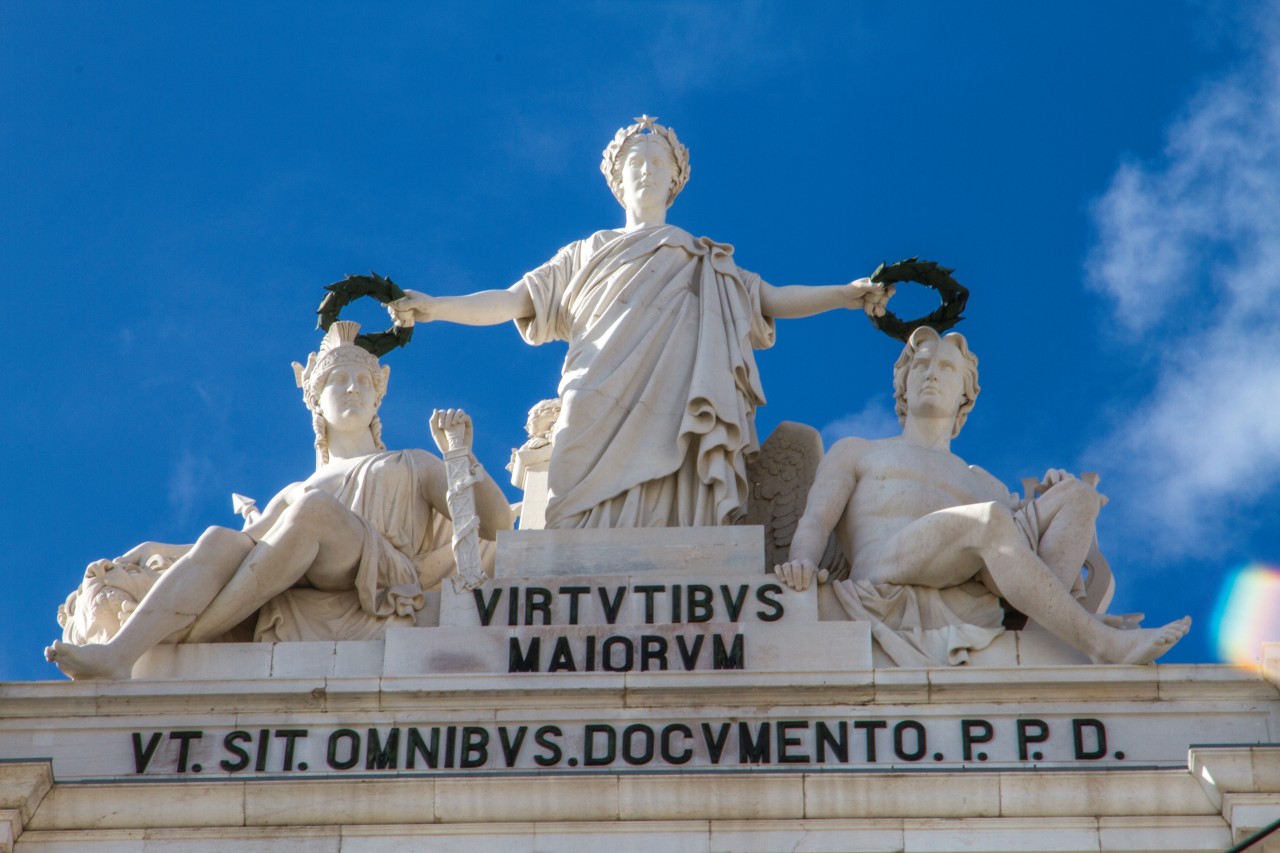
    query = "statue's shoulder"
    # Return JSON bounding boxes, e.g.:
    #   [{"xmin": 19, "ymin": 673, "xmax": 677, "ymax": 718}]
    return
[
  {"xmin": 360, "ymin": 448, "xmax": 441, "ymax": 474},
  {"xmin": 966, "ymin": 463, "xmax": 1013, "ymax": 501},
  {"xmin": 825, "ymin": 434, "xmax": 880, "ymax": 466},
  {"xmin": 679, "ymin": 226, "xmax": 732, "ymax": 254},
  {"xmin": 542, "ymin": 229, "xmax": 623, "ymax": 264},
  {"xmin": 581, "ymin": 228, "xmax": 624, "ymax": 249},
  {"xmin": 398, "ymin": 447, "xmax": 441, "ymax": 468}
]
